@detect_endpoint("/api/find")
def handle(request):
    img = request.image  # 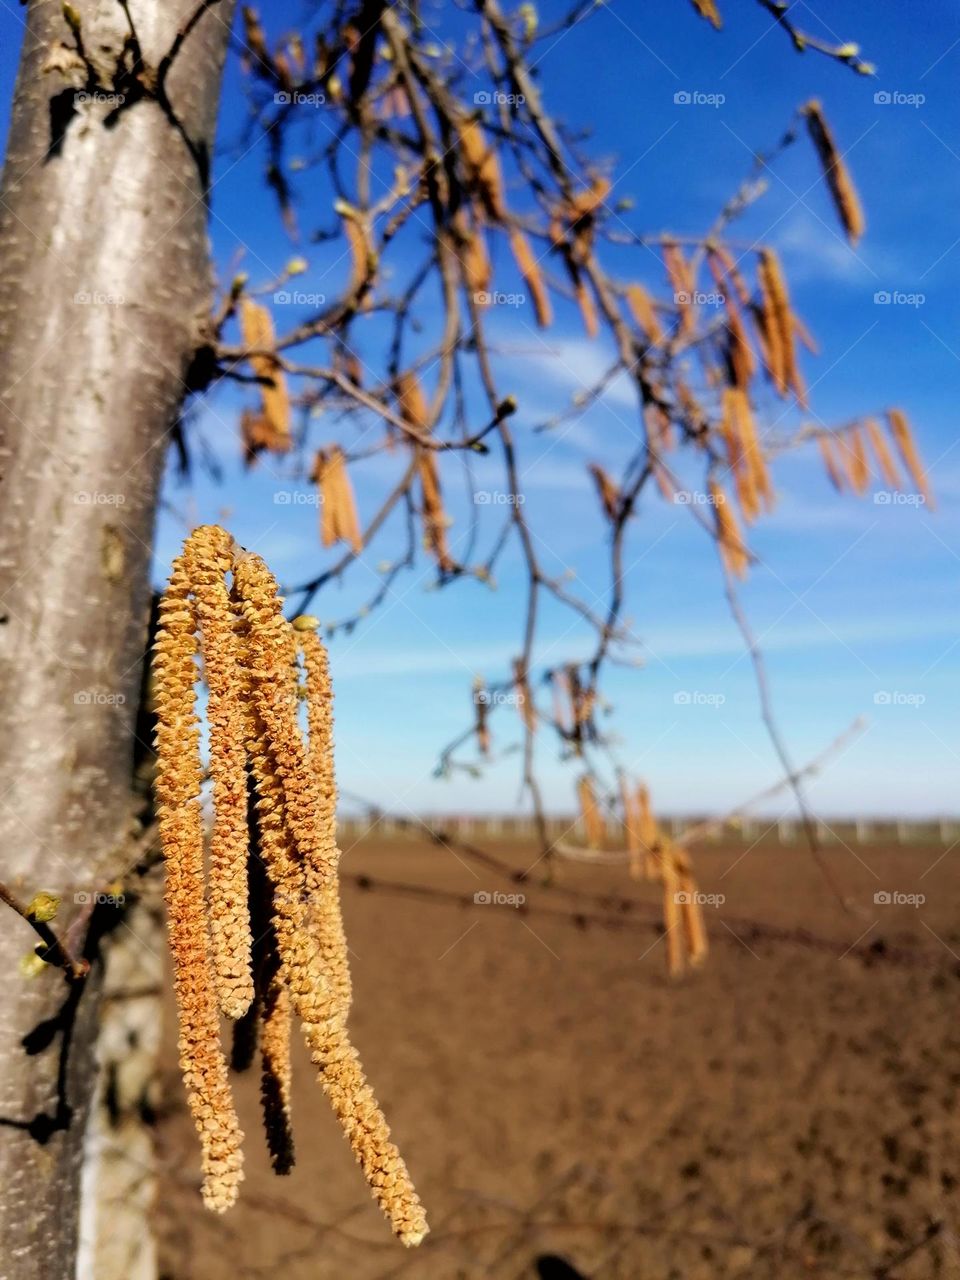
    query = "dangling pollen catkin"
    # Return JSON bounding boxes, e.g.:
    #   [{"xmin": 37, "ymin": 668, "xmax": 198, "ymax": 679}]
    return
[
  {"xmin": 154, "ymin": 544, "xmax": 245, "ymax": 1213},
  {"xmin": 155, "ymin": 530, "xmax": 428, "ymax": 1246}
]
